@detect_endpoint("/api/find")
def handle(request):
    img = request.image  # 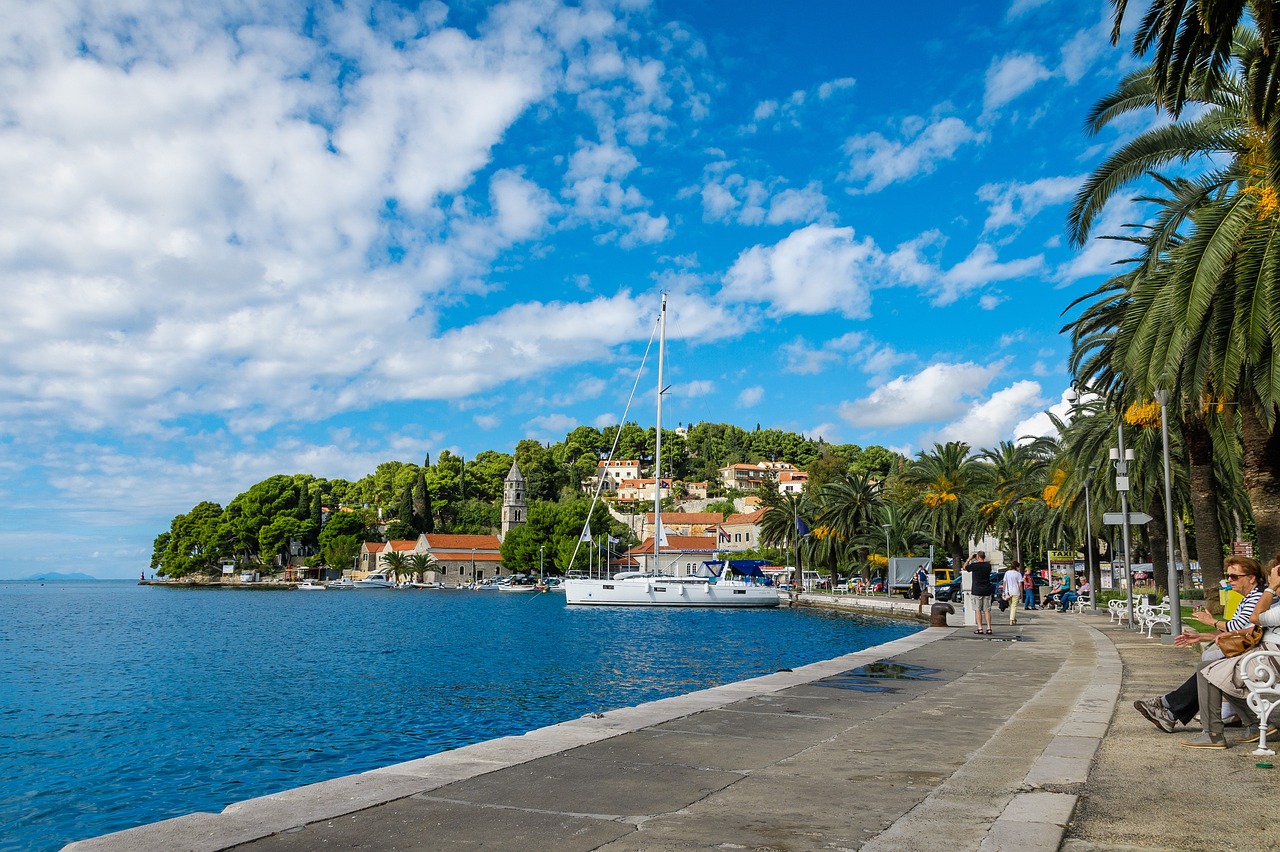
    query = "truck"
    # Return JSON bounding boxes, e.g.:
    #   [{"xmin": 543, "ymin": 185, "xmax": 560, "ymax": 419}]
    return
[{"xmin": 888, "ymin": 557, "xmax": 933, "ymax": 597}]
